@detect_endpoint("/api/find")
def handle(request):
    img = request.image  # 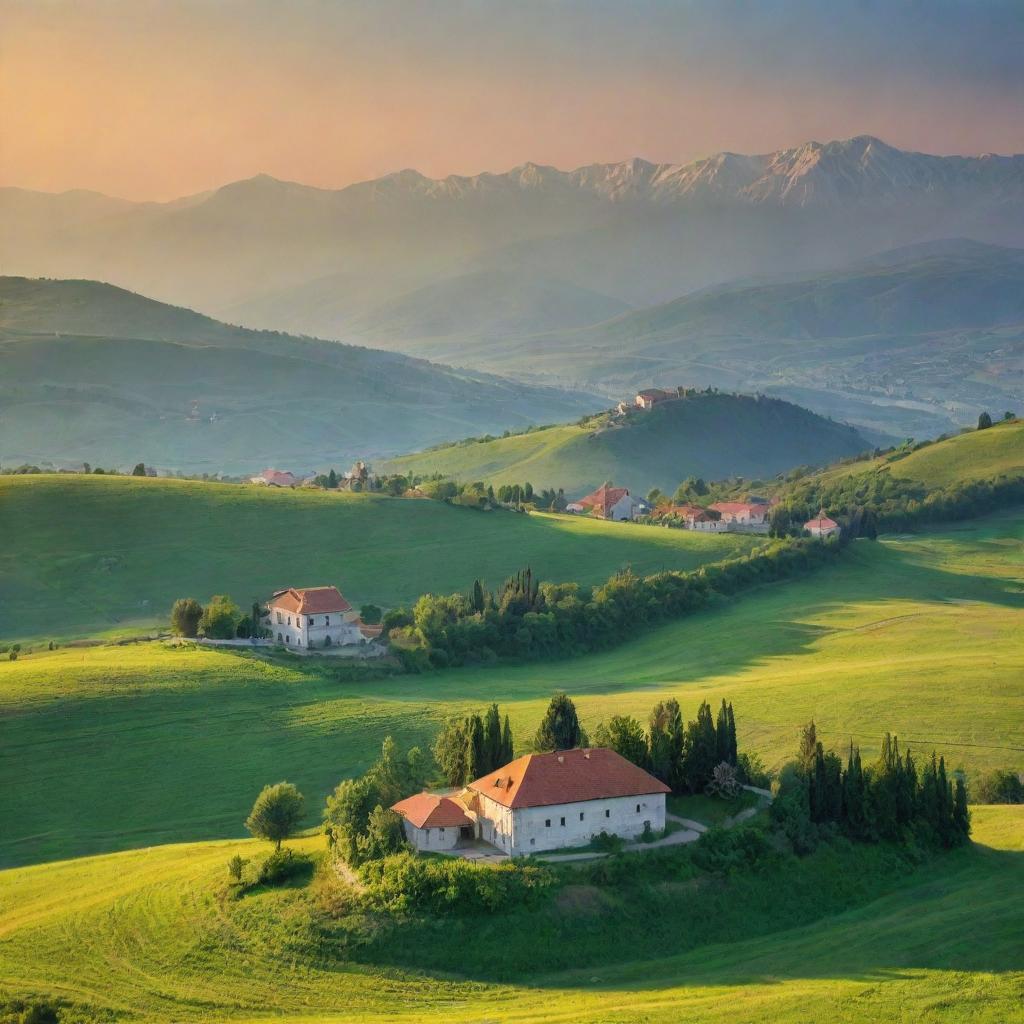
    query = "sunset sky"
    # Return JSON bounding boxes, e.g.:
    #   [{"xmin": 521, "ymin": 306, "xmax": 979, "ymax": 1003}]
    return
[{"xmin": 3, "ymin": 0, "xmax": 1024, "ymax": 201}]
